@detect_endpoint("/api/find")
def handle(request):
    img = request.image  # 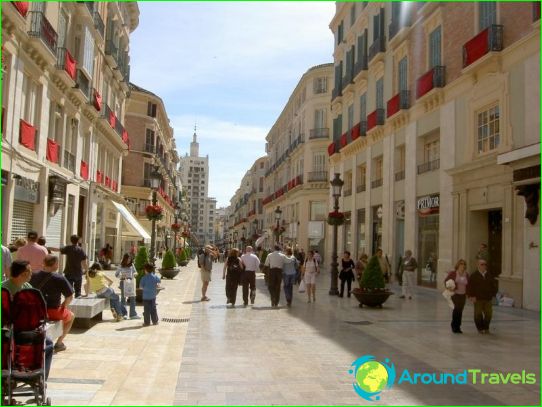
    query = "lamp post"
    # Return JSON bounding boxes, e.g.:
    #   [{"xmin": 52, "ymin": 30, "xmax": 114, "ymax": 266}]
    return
[
  {"xmin": 233, "ymin": 231, "xmax": 238, "ymax": 248},
  {"xmin": 241, "ymin": 226, "xmax": 246, "ymax": 251},
  {"xmin": 329, "ymin": 173, "xmax": 344, "ymax": 296},
  {"xmin": 274, "ymin": 206, "xmax": 282, "ymax": 245},
  {"xmin": 149, "ymin": 166, "xmax": 162, "ymax": 264},
  {"xmin": 173, "ymin": 202, "xmax": 181, "ymax": 254}
]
